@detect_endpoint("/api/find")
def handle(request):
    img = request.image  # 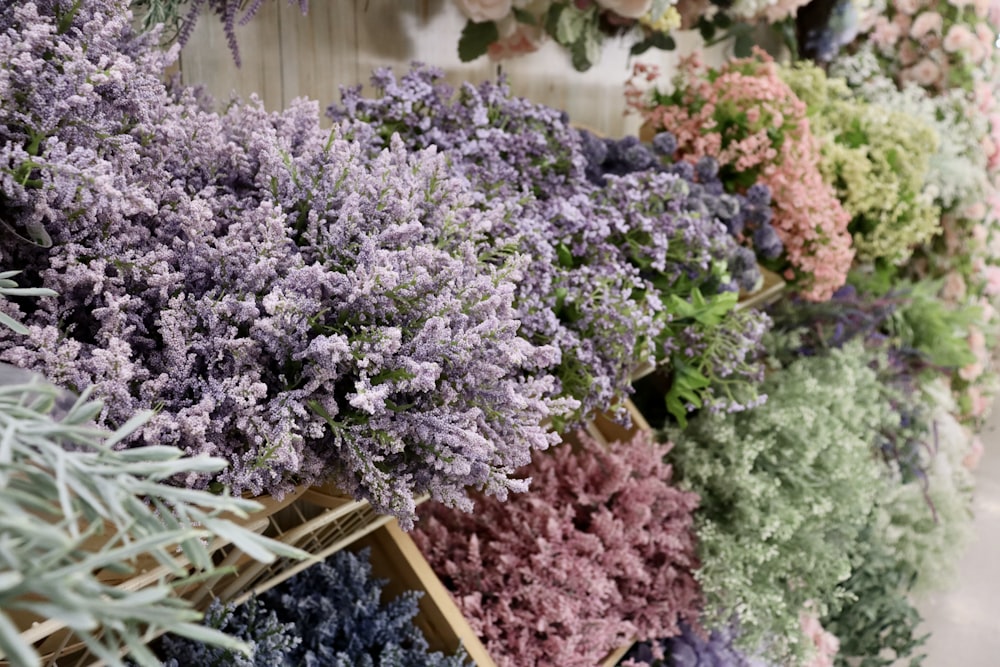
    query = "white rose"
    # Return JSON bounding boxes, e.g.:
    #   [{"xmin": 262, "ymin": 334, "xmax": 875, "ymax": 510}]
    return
[
  {"xmin": 595, "ymin": 0, "xmax": 654, "ymax": 19},
  {"xmin": 454, "ymin": 0, "xmax": 513, "ymax": 22}
]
